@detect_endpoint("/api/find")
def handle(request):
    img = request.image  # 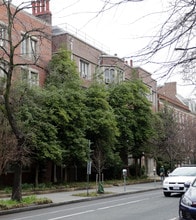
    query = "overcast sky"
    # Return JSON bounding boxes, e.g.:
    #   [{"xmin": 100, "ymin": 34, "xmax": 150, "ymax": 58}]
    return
[
  {"xmin": 51, "ymin": 0, "xmax": 165, "ymax": 58},
  {"xmin": 12, "ymin": 0, "xmax": 195, "ymax": 98}
]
